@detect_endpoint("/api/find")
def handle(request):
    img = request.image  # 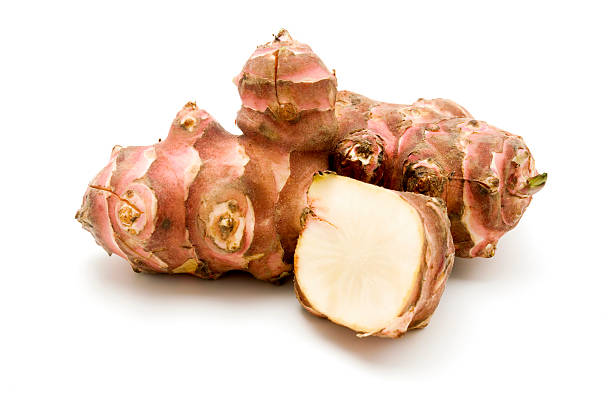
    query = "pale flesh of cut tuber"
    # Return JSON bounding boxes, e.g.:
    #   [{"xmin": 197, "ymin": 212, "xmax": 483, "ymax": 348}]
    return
[{"xmin": 295, "ymin": 173, "xmax": 454, "ymax": 338}]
